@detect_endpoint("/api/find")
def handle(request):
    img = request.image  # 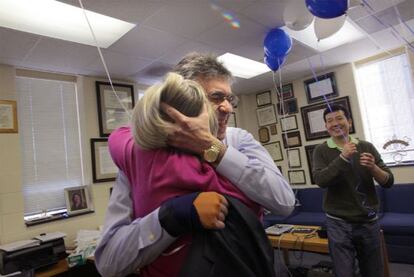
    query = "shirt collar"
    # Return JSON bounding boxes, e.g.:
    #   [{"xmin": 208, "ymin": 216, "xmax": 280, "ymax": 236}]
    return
[{"xmin": 327, "ymin": 136, "xmax": 358, "ymax": 150}]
